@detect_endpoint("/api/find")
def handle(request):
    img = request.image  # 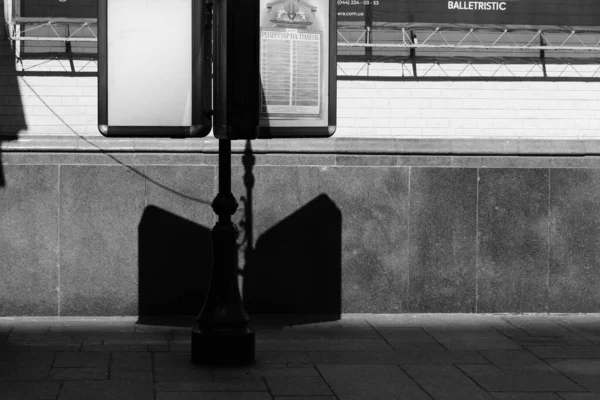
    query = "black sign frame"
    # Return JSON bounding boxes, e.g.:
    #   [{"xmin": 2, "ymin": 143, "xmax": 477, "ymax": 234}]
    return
[
  {"xmin": 97, "ymin": 0, "xmax": 211, "ymax": 138},
  {"xmin": 257, "ymin": 0, "xmax": 337, "ymax": 139}
]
